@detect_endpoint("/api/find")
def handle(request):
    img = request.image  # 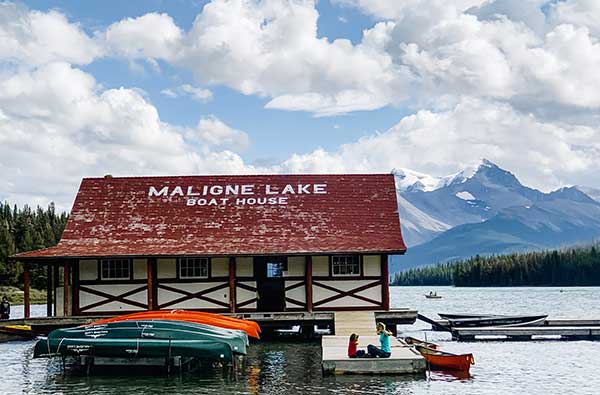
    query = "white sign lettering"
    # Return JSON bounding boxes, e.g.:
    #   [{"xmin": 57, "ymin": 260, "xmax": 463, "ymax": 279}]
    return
[{"xmin": 148, "ymin": 183, "xmax": 327, "ymax": 207}]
